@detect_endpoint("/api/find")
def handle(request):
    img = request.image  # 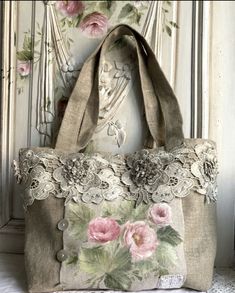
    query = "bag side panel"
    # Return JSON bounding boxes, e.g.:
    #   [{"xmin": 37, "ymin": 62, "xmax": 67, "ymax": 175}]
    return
[{"xmin": 183, "ymin": 192, "xmax": 217, "ymax": 291}]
